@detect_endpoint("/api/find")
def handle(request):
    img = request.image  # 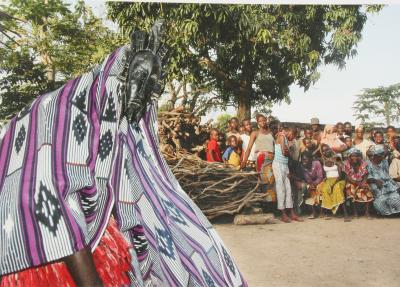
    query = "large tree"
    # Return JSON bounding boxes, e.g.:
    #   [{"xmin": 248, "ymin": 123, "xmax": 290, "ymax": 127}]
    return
[
  {"xmin": 107, "ymin": 4, "xmax": 381, "ymax": 120},
  {"xmin": 0, "ymin": 0, "xmax": 125, "ymax": 123},
  {"xmin": 0, "ymin": 48, "xmax": 50, "ymax": 125},
  {"xmin": 353, "ymin": 83, "xmax": 400, "ymax": 128}
]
